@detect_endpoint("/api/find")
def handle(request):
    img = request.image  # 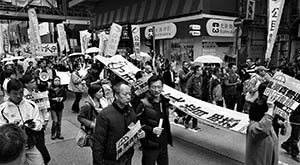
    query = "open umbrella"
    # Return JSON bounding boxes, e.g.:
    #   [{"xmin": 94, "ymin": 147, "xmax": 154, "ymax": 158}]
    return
[
  {"xmin": 68, "ymin": 52, "xmax": 84, "ymax": 58},
  {"xmin": 1, "ymin": 56, "xmax": 24, "ymax": 62},
  {"xmin": 194, "ymin": 55, "xmax": 223, "ymax": 64},
  {"xmin": 86, "ymin": 47, "xmax": 100, "ymax": 54},
  {"xmin": 129, "ymin": 52, "xmax": 151, "ymax": 61}
]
